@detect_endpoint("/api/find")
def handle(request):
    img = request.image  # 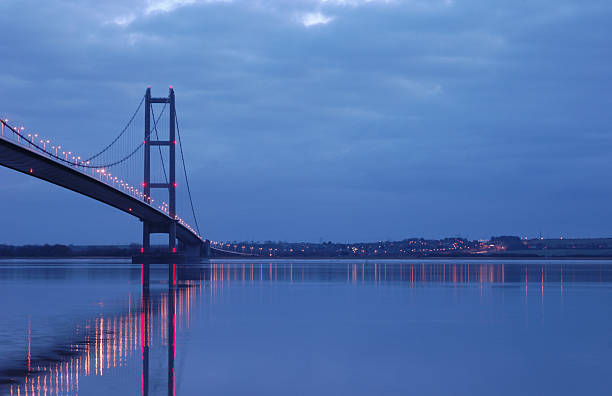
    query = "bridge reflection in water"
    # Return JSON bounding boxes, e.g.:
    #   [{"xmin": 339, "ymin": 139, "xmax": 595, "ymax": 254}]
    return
[
  {"xmin": 6, "ymin": 264, "xmax": 197, "ymax": 396},
  {"xmin": 5, "ymin": 260, "xmax": 612, "ymax": 395}
]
